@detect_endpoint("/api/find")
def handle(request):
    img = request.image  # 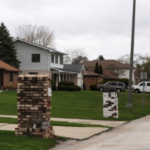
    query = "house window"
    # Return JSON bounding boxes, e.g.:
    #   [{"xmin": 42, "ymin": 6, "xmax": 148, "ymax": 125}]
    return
[
  {"xmin": 10, "ymin": 72, "xmax": 13, "ymax": 82},
  {"xmin": 51, "ymin": 54, "xmax": 54, "ymax": 63},
  {"xmin": 55, "ymin": 55, "xmax": 58, "ymax": 64},
  {"xmin": 32, "ymin": 54, "xmax": 40, "ymax": 62},
  {"xmin": 29, "ymin": 72, "xmax": 38, "ymax": 74},
  {"xmin": 60, "ymin": 56, "xmax": 63, "ymax": 64}
]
